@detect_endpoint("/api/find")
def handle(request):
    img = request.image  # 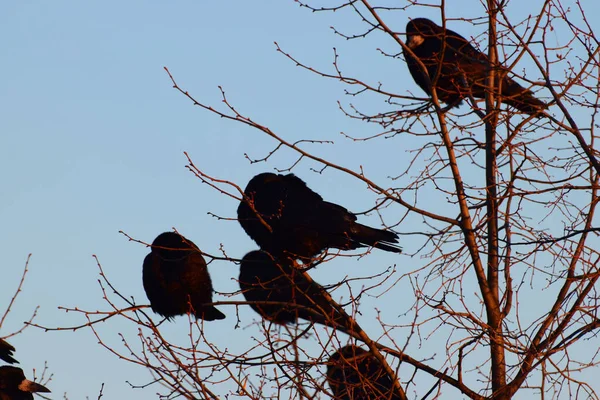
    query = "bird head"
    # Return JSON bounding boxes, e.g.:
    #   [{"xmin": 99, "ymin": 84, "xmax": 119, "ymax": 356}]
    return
[
  {"xmin": 151, "ymin": 232, "xmax": 198, "ymax": 260},
  {"xmin": 329, "ymin": 345, "xmax": 368, "ymax": 364},
  {"xmin": 0, "ymin": 366, "xmax": 51, "ymax": 393},
  {"xmin": 247, "ymin": 172, "xmax": 280, "ymax": 187},
  {"xmin": 405, "ymin": 18, "xmax": 440, "ymax": 49},
  {"xmin": 18, "ymin": 378, "xmax": 51, "ymax": 394}
]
